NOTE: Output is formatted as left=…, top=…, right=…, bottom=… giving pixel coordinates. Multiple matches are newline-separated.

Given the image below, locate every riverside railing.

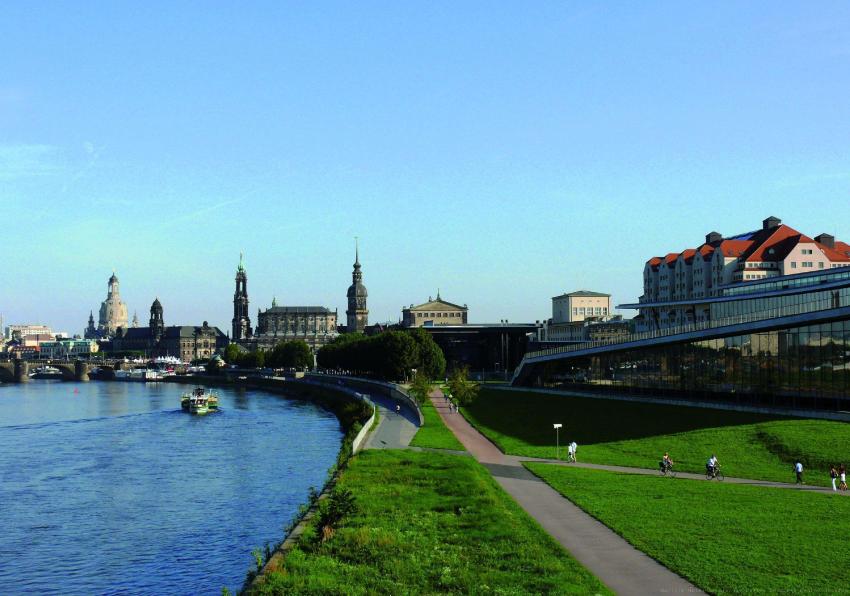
left=518, top=291, right=848, bottom=368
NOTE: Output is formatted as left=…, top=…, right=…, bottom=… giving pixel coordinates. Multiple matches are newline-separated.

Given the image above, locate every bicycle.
left=705, top=465, right=725, bottom=481
left=659, top=462, right=677, bottom=478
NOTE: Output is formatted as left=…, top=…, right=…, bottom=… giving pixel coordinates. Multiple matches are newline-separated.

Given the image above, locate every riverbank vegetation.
left=463, top=388, right=850, bottom=485
left=409, top=398, right=465, bottom=451
left=250, top=450, right=608, bottom=595
left=317, top=329, right=446, bottom=381
left=223, top=340, right=313, bottom=369
left=525, top=464, right=849, bottom=594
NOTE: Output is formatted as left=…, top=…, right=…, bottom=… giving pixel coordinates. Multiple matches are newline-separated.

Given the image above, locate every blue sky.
left=3, top=2, right=850, bottom=334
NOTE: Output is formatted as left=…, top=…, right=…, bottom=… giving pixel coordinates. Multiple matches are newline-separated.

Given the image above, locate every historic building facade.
left=97, top=272, right=129, bottom=337
left=250, top=302, right=338, bottom=352
left=638, top=217, right=850, bottom=332
left=232, top=255, right=252, bottom=341
left=110, top=299, right=226, bottom=362
left=402, top=293, right=468, bottom=327
left=346, top=242, right=368, bottom=333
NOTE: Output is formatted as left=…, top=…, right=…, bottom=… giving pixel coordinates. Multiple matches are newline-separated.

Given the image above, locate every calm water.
left=0, top=380, right=343, bottom=595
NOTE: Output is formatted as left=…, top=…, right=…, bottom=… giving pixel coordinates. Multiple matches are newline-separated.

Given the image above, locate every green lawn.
left=409, top=397, right=466, bottom=451
left=254, top=450, right=609, bottom=595
left=463, top=388, right=850, bottom=486
left=525, top=464, right=850, bottom=594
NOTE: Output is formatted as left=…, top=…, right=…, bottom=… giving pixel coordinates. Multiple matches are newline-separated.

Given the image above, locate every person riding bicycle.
left=660, top=452, right=674, bottom=473
left=706, top=454, right=719, bottom=478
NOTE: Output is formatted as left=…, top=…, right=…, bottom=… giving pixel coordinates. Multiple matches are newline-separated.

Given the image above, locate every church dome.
left=151, top=298, right=163, bottom=312
left=109, top=272, right=118, bottom=284
left=347, top=282, right=368, bottom=298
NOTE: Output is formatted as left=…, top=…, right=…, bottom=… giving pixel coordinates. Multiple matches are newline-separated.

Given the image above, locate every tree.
left=374, top=331, right=419, bottom=381
left=448, top=366, right=479, bottom=406
left=408, top=328, right=446, bottom=379
left=408, top=369, right=434, bottom=404
left=224, top=343, right=241, bottom=365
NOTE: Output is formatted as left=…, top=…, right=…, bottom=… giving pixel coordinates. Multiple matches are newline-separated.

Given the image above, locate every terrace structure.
left=512, top=266, right=850, bottom=413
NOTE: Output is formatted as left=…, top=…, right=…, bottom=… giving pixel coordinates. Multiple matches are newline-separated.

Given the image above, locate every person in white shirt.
left=569, top=441, right=578, bottom=462
left=794, top=461, right=804, bottom=484
left=706, top=454, right=719, bottom=478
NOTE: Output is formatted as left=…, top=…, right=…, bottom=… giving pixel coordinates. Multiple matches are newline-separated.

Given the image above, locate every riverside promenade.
left=429, top=390, right=702, bottom=595
left=362, top=389, right=419, bottom=450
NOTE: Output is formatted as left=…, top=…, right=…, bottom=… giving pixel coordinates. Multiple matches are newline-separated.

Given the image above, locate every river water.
left=0, top=380, right=343, bottom=595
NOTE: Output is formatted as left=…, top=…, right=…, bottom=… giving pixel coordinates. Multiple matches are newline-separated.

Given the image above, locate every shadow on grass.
left=466, top=388, right=794, bottom=446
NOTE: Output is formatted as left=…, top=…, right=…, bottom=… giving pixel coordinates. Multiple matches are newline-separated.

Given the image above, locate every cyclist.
left=706, top=454, right=719, bottom=478
left=660, top=452, right=674, bottom=473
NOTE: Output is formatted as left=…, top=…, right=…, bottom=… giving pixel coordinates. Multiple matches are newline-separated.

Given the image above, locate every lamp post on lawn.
left=553, top=423, right=563, bottom=460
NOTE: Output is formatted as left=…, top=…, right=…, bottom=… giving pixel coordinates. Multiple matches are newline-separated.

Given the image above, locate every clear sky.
left=3, top=2, right=850, bottom=335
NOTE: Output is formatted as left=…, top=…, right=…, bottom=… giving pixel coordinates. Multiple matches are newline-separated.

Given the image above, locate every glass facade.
left=527, top=317, right=850, bottom=412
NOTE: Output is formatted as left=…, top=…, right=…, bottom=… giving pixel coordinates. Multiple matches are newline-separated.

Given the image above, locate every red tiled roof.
left=664, top=252, right=679, bottom=268
left=741, top=224, right=806, bottom=262
left=821, top=240, right=850, bottom=262
left=717, top=239, right=752, bottom=258
left=679, top=248, right=697, bottom=264
left=646, top=256, right=663, bottom=269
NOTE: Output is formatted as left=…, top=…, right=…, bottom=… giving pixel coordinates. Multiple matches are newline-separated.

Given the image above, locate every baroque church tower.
left=346, top=239, right=368, bottom=333
left=98, top=271, right=129, bottom=337
left=232, top=254, right=252, bottom=340
left=149, top=298, right=164, bottom=343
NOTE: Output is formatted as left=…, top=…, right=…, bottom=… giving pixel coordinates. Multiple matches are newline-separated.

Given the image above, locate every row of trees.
left=317, top=328, right=446, bottom=382
left=223, top=339, right=313, bottom=370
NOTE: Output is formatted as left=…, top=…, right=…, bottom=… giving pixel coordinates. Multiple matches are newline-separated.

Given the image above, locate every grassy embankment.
left=464, top=388, right=850, bottom=486
left=409, top=395, right=465, bottom=451
left=252, top=450, right=609, bottom=595
left=525, top=464, right=850, bottom=594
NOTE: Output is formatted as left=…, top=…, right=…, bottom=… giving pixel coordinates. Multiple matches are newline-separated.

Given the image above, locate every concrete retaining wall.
left=306, top=374, right=424, bottom=426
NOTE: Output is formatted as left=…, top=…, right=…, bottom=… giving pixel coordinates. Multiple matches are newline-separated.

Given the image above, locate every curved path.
left=362, top=390, right=419, bottom=450
left=513, top=457, right=849, bottom=495
left=430, top=390, right=702, bottom=595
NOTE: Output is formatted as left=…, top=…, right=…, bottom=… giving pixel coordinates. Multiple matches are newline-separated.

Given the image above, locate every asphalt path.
left=362, top=390, right=419, bottom=450
left=430, top=390, right=702, bottom=595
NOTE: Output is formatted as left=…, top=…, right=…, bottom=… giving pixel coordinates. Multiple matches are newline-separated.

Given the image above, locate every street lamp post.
left=553, top=423, right=563, bottom=460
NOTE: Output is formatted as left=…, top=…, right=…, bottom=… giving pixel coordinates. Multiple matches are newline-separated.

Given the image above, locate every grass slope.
left=256, top=450, right=609, bottom=595
left=525, top=464, right=850, bottom=594
left=409, top=398, right=466, bottom=451
left=464, top=389, right=850, bottom=485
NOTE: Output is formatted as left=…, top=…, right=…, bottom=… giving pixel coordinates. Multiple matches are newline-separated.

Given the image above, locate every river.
left=0, top=379, right=343, bottom=595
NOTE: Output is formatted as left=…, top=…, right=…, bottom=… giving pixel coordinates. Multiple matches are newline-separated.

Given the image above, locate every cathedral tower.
left=232, top=254, right=252, bottom=340
left=346, top=239, right=369, bottom=333
left=149, top=298, right=164, bottom=343
left=98, top=271, right=129, bottom=337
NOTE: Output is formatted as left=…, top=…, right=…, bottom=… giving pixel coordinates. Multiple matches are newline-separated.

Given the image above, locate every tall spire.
left=238, top=251, right=245, bottom=273
left=354, top=236, right=360, bottom=268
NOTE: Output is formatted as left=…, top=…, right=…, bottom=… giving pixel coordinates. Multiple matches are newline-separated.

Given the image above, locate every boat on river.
left=113, top=368, right=165, bottom=382
left=29, top=366, right=63, bottom=380
left=181, top=387, right=219, bottom=415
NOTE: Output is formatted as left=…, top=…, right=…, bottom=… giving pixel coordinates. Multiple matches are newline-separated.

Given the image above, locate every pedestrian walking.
left=396, top=404, right=401, bottom=416
left=830, top=466, right=839, bottom=491
left=569, top=441, right=578, bottom=462
left=565, top=441, right=573, bottom=462
left=794, top=461, right=804, bottom=485
left=840, top=465, right=847, bottom=491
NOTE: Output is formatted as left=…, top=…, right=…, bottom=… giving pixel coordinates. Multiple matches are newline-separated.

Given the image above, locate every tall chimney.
left=763, top=216, right=781, bottom=230
left=815, top=233, right=835, bottom=249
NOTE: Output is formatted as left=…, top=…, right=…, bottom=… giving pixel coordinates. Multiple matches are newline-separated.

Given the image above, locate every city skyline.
left=4, top=3, right=850, bottom=332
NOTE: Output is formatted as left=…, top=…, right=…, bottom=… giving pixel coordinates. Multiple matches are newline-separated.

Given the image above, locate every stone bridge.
left=0, top=359, right=131, bottom=383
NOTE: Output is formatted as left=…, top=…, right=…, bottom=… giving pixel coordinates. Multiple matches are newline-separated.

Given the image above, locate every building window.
left=791, top=262, right=797, bottom=269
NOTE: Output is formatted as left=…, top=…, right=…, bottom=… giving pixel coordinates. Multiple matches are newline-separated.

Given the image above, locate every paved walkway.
left=513, top=457, right=848, bottom=495
left=362, top=390, right=419, bottom=450
left=430, top=391, right=702, bottom=595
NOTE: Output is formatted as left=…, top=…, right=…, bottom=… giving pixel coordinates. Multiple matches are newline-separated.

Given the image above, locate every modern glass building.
left=513, top=268, right=850, bottom=412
